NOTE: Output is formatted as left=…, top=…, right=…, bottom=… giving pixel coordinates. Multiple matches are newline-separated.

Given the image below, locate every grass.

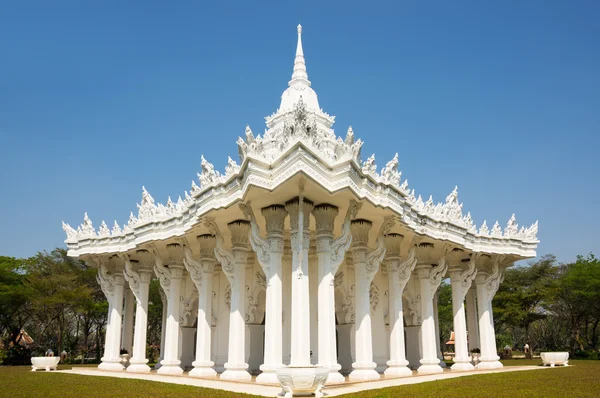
left=1, top=360, right=598, bottom=397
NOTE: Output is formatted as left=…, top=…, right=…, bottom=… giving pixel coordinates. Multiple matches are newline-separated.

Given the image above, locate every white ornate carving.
left=490, top=221, right=502, bottom=237
left=204, top=217, right=235, bottom=277
left=225, top=156, right=240, bottom=177
left=504, top=214, right=518, bottom=237
left=369, top=283, right=380, bottom=313
left=365, top=216, right=395, bottom=280
left=380, top=153, right=401, bottom=186
left=330, top=200, right=362, bottom=274
left=79, top=213, right=96, bottom=239
left=479, top=220, right=489, bottom=236
left=199, top=155, right=221, bottom=188
left=98, top=221, right=110, bottom=237
left=362, top=154, right=377, bottom=177
left=239, top=202, right=270, bottom=267
left=62, top=221, right=77, bottom=242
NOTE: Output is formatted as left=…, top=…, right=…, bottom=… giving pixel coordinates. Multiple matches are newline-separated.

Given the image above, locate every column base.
left=384, top=366, right=412, bottom=378
left=476, top=360, right=503, bottom=370
left=417, top=358, right=444, bottom=375
left=157, top=360, right=184, bottom=375
left=451, top=358, right=475, bottom=372
left=189, top=367, right=217, bottom=378
left=325, top=370, right=345, bottom=384
left=349, top=362, right=380, bottom=381
left=126, top=363, right=151, bottom=373
left=98, top=360, right=125, bottom=372
left=221, top=362, right=251, bottom=381
left=256, top=371, right=280, bottom=385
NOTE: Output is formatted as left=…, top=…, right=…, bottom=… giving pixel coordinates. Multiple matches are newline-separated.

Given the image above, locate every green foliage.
left=436, top=282, right=453, bottom=349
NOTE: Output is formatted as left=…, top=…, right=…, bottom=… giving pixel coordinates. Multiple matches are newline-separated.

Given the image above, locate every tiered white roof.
left=63, top=25, right=538, bottom=257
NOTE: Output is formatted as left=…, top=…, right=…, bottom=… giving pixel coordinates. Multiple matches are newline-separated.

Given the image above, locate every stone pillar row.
left=94, top=200, right=508, bottom=381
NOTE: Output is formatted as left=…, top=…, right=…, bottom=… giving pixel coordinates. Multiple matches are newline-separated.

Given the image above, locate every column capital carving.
left=475, top=256, right=505, bottom=302
left=166, top=243, right=185, bottom=267
left=205, top=218, right=235, bottom=279
left=330, top=200, right=362, bottom=274
left=197, top=234, right=217, bottom=259
left=364, top=216, right=395, bottom=282
left=388, top=247, right=417, bottom=291
left=350, top=219, right=372, bottom=248
left=313, top=203, right=339, bottom=237
left=261, top=204, right=288, bottom=236
left=450, top=253, right=479, bottom=298
left=123, top=256, right=152, bottom=301
left=182, top=243, right=203, bottom=287
left=285, top=197, right=314, bottom=231
left=240, top=202, right=271, bottom=270
left=92, top=255, right=124, bottom=303
left=415, top=241, right=436, bottom=264
left=228, top=219, right=251, bottom=249
left=384, top=233, right=404, bottom=258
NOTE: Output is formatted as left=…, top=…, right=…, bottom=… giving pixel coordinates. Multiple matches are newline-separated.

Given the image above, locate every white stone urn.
left=541, top=352, right=569, bottom=367
left=31, top=356, right=60, bottom=371
left=276, top=366, right=329, bottom=398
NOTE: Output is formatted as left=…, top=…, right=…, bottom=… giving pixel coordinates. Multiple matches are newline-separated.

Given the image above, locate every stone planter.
left=541, top=352, right=569, bottom=367
left=276, top=366, right=329, bottom=397
left=31, top=356, right=60, bottom=371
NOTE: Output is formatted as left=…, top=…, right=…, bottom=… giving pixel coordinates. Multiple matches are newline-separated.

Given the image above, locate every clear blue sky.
left=1, top=1, right=598, bottom=263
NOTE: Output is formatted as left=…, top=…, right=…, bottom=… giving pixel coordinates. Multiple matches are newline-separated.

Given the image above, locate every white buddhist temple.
left=62, top=25, right=539, bottom=387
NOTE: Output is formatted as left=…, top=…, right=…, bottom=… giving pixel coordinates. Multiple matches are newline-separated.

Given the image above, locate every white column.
left=155, top=289, right=167, bottom=370
left=123, top=252, right=153, bottom=373
left=466, top=287, right=479, bottom=352
left=286, top=197, right=314, bottom=366
left=449, top=257, right=477, bottom=372
left=97, top=258, right=126, bottom=371
left=348, top=217, right=394, bottom=381
left=415, top=244, right=448, bottom=375
left=475, top=259, right=504, bottom=370
left=433, top=293, right=446, bottom=368
left=121, top=288, right=135, bottom=357
left=313, top=201, right=360, bottom=384
left=241, top=203, right=287, bottom=384
left=155, top=243, right=185, bottom=375
left=384, top=236, right=416, bottom=378
left=183, top=235, right=218, bottom=377
left=208, top=219, right=252, bottom=381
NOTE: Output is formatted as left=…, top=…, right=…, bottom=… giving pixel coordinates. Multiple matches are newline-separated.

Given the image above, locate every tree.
left=493, top=255, right=559, bottom=351
left=24, top=249, right=94, bottom=355
left=0, top=256, right=31, bottom=348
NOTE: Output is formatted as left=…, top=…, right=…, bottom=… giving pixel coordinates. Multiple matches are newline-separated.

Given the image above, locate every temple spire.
left=290, top=24, right=310, bottom=86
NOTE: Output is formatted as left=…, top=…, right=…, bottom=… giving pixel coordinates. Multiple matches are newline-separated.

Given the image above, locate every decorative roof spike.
left=524, top=220, right=539, bottom=240
left=400, top=179, right=409, bottom=191
left=290, top=24, right=310, bottom=86
left=191, top=180, right=200, bottom=193
left=225, top=156, right=240, bottom=176
left=504, top=213, right=519, bottom=237
left=345, top=126, right=355, bottom=145
left=98, top=221, right=110, bottom=237
left=62, top=221, right=78, bottom=241
left=199, top=155, right=220, bottom=187
left=80, top=212, right=96, bottom=238
left=479, top=220, right=489, bottom=235
left=112, top=221, right=122, bottom=236
left=245, top=125, right=255, bottom=143
left=380, top=153, right=401, bottom=185
left=362, top=154, right=377, bottom=176
left=490, top=221, right=502, bottom=237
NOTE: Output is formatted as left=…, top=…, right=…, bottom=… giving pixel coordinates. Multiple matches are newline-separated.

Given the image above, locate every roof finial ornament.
left=290, top=24, right=310, bottom=87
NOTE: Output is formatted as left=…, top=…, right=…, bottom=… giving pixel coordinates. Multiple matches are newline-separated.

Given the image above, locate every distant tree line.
left=0, top=249, right=163, bottom=365
left=1, top=248, right=599, bottom=365
left=437, top=254, right=600, bottom=359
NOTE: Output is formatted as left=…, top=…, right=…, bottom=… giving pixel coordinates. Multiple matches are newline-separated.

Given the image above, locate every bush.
left=3, top=345, right=32, bottom=365
left=574, top=349, right=600, bottom=360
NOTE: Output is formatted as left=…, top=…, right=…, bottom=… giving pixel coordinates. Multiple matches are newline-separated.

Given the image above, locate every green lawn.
left=0, top=360, right=598, bottom=397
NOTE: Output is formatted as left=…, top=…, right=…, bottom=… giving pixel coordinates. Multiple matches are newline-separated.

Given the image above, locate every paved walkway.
left=62, top=365, right=546, bottom=397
